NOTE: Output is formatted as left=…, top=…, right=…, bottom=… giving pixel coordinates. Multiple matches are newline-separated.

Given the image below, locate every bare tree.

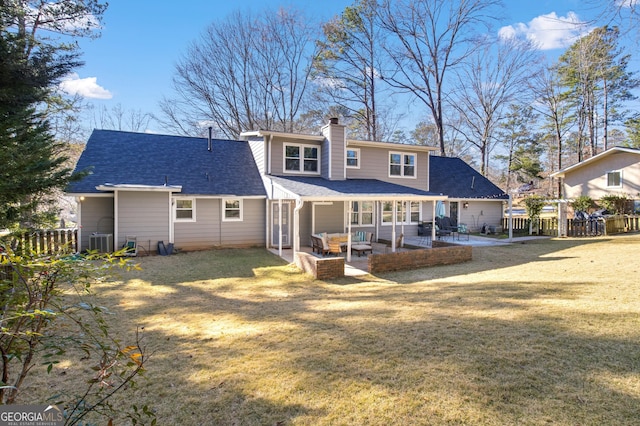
left=450, top=36, right=540, bottom=175
left=530, top=65, right=573, bottom=196
left=159, top=7, right=317, bottom=139
left=88, top=103, right=154, bottom=132
left=314, top=0, right=398, bottom=141
left=377, top=0, right=503, bottom=155
left=254, top=8, right=316, bottom=134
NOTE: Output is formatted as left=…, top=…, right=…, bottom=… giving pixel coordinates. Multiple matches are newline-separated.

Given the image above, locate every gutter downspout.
left=265, top=200, right=269, bottom=249
left=169, top=192, right=174, bottom=244
left=113, top=190, right=119, bottom=252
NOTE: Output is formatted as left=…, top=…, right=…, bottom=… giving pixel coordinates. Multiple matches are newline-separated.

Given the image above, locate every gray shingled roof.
left=67, top=130, right=266, bottom=196
left=429, top=156, right=508, bottom=200
left=268, top=176, right=442, bottom=199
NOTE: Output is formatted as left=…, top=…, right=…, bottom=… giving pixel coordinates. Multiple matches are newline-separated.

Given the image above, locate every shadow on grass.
left=376, top=237, right=613, bottom=285
left=102, top=272, right=640, bottom=423
left=77, top=235, right=640, bottom=424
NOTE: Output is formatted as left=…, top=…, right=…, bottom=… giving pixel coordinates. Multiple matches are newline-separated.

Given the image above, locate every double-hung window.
left=223, top=199, right=243, bottom=221
left=350, top=201, right=373, bottom=226
left=346, top=148, right=360, bottom=168
left=174, top=198, right=195, bottom=222
left=382, top=201, right=404, bottom=224
left=389, top=152, right=416, bottom=178
left=284, top=143, right=320, bottom=174
left=606, top=170, right=622, bottom=188
left=382, top=201, right=420, bottom=224
left=409, top=201, right=420, bottom=223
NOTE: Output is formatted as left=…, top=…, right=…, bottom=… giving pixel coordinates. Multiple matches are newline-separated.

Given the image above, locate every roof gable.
left=67, top=130, right=265, bottom=197
left=551, top=146, right=640, bottom=178
left=429, top=156, right=508, bottom=199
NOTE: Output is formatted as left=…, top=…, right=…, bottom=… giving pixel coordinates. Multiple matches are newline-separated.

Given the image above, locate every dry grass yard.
left=22, top=234, right=640, bottom=425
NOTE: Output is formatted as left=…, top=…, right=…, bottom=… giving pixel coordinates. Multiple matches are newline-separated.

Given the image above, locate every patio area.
left=270, top=233, right=542, bottom=276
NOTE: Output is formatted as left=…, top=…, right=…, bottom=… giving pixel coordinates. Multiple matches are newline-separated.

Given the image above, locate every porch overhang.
left=263, top=175, right=447, bottom=202
left=264, top=175, right=449, bottom=261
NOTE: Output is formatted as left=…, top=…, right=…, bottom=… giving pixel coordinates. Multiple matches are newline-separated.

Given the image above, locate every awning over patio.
left=265, top=176, right=446, bottom=202
left=264, top=176, right=448, bottom=261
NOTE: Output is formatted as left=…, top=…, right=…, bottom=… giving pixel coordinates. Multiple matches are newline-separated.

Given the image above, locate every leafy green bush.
left=0, top=248, right=155, bottom=425
left=523, top=195, right=545, bottom=219
left=599, top=194, right=628, bottom=215
left=523, top=195, right=546, bottom=235
left=571, top=195, right=593, bottom=213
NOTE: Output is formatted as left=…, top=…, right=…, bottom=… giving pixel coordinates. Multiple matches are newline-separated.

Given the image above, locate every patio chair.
left=123, top=235, right=137, bottom=256
left=311, top=235, right=329, bottom=256
left=351, top=231, right=374, bottom=257
left=435, top=217, right=454, bottom=240
left=457, top=223, right=470, bottom=241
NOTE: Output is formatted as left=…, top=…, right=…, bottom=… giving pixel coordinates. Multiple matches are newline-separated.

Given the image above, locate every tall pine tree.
left=0, top=12, right=82, bottom=229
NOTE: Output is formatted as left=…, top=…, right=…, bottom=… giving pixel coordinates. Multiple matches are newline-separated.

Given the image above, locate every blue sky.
left=58, top=0, right=626, bottom=133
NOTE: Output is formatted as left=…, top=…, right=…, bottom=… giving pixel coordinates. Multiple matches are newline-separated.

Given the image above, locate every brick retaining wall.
left=295, top=252, right=345, bottom=279
left=368, top=243, right=472, bottom=274
left=294, top=242, right=472, bottom=278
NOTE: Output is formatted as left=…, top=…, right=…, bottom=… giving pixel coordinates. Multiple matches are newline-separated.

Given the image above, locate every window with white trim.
left=389, top=152, right=416, bottom=178
left=382, top=201, right=403, bottom=224
left=223, top=199, right=243, bottom=221
left=284, top=143, right=320, bottom=174
left=606, top=170, right=622, bottom=188
left=346, top=148, right=360, bottom=168
left=174, top=198, right=195, bottom=222
left=381, top=201, right=420, bottom=224
left=409, top=201, right=420, bottom=223
left=350, top=201, right=373, bottom=225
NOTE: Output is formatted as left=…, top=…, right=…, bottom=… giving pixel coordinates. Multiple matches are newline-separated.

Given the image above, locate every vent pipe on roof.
left=471, top=176, right=475, bottom=189
left=208, top=126, right=212, bottom=152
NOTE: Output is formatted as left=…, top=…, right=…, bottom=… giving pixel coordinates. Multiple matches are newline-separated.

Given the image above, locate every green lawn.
left=23, top=236, right=640, bottom=425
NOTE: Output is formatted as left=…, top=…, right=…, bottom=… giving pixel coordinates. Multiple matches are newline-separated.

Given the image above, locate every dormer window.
left=389, top=152, right=416, bottom=178
left=284, top=143, right=320, bottom=174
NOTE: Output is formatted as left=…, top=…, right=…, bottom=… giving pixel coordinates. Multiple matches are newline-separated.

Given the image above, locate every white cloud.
left=498, top=12, right=590, bottom=50
left=59, top=73, right=112, bottom=99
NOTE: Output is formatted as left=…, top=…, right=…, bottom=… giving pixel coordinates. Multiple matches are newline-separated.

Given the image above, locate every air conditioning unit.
left=89, top=233, right=112, bottom=253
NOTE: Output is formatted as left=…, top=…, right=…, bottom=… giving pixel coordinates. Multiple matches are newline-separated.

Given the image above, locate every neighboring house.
left=428, top=156, right=509, bottom=231
left=551, top=146, right=640, bottom=211
left=68, top=119, right=509, bottom=256
left=66, top=130, right=267, bottom=253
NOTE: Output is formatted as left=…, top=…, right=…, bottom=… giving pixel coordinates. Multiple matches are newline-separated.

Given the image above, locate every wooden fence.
left=2, top=229, right=78, bottom=255
left=501, top=215, right=640, bottom=237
